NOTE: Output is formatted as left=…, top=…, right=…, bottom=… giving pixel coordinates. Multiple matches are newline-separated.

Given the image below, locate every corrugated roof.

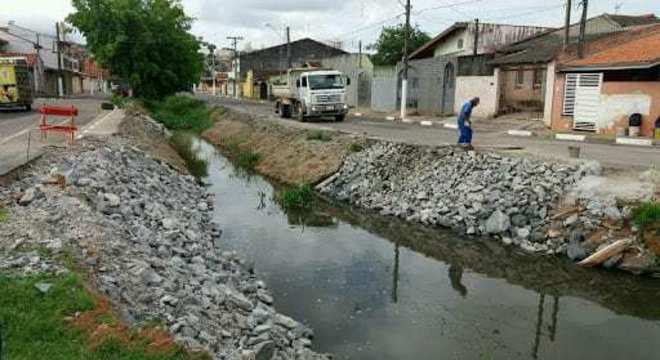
left=606, top=13, right=660, bottom=27
left=561, top=28, right=660, bottom=70
left=490, top=32, right=610, bottom=65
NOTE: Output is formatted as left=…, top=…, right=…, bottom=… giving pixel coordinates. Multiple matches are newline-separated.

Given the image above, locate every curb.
left=507, top=130, right=534, bottom=137
left=443, top=123, right=458, bottom=130
left=555, top=133, right=586, bottom=142
left=616, top=137, right=654, bottom=147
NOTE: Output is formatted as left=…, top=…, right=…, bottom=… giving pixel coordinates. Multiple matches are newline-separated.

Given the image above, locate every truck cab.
left=273, top=68, right=349, bottom=122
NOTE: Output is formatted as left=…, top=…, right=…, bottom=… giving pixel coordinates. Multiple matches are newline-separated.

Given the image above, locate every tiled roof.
left=561, top=28, right=660, bottom=69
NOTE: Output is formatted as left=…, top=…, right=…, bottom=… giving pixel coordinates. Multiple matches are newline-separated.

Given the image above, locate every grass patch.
left=170, top=132, right=209, bottom=178
left=306, top=130, right=333, bottom=142
left=146, top=95, right=215, bottom=133
left=0, top=273, right=209, bottom=360
left=632, top=201, right=660, bottom=230
left=0, top=207, right=8, bottom=223
left=278, top=184, right=315, bottom=209
left=348, top=143, right=364, bottom=153
left=224, top=141, right=261, bottom=172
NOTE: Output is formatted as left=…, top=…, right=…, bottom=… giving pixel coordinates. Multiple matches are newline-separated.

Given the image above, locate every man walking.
left=457, top=97, right=479, bottom=148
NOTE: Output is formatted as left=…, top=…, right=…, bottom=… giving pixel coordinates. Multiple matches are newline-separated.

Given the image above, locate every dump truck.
left=271, top=68, right=350, bottom=122
left=0, top=57, right=34, bottom=111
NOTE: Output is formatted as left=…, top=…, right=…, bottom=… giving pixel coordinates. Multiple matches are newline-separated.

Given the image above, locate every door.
left=259, top=82, right=268, bottom=100
left=441, top=63, right=456, bottom=115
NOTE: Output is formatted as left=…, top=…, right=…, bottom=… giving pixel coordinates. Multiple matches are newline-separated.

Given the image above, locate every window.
left=515, top=69, right=524, bottom=88
left=301, top=76, right=308, bottom=88
left=533, top=69, right=544, bottom=88
left=457, top=39, right=464, bottom=49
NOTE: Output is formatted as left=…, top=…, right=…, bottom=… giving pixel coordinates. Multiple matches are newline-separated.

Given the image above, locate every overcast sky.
left=2, top=0, right=659, bottom=52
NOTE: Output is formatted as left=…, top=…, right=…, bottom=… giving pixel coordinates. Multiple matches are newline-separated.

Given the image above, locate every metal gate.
left=565, top=73, right=603, bottom=131
left=441, top=63, right=456, bottom=115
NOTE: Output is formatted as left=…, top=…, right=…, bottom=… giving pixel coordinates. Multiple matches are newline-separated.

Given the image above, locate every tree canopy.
left=368, top=24, right=432, bottom=66
left=68, top=0, right=204, bottom=99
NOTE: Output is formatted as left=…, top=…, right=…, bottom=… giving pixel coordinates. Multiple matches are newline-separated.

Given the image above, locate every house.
left=0, top=23, right=89, bottom=97
left=236, top=38, right=347, bottom=99
left=550, top=24, right=660, bottom=137
left=490, top=13, right=660, bottom=124
left=373, top=22, right=550, bottom=116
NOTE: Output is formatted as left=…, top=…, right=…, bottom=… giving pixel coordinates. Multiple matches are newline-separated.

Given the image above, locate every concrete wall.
left=433, top=31, right=469, bottom=57
left=407, top=56, right=458, bottom=115
left=455, top=72, right=499, bottom=118
left=543, top=61, right=557, bottom=127
left=551, top=74, right=660, bottom=137
left=321, top=54, right=373, bottom=108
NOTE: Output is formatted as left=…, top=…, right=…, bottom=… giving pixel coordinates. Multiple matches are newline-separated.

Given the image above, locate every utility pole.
left=473, top=18, right=479, bottom=56
left=35, top=33, right=41, bottom=95
left=227, top=36, right=244, bottom=98
left=208, top=44, right=217, bottom=96
left=563, top=0, right=572, bottom=49
left=400, top=0, right=411, bottom=122
left=286, top=27, right=292, bottom=69
left=358, top=40, right=362, bottom=69
left=577, top=0, right=588, bottom=58
left=55, top=22, right=64, bottom=97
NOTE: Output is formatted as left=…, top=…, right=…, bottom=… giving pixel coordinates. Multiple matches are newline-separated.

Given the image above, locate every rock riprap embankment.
left=318, top=142, right=597, bottom=255
left=0, top=138, right=329, bottom=360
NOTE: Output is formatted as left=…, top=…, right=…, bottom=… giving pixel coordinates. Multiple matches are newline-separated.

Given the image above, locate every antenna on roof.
left=614, top=3, right=623, bottom=14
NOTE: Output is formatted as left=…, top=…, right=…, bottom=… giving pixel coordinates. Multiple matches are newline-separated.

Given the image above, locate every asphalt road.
left=0, top=97, right=109, bottom=176
left=204, top=96, right=660, bottom=170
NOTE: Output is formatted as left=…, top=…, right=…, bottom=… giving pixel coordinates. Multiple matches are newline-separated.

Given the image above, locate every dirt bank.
left=203, top=110, right=366, bottom=185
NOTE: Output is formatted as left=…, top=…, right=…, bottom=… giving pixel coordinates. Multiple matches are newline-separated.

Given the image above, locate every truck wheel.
left=335, top=115, right=346, bottom=122
left=297, top=103, right=306, bottom=122
left=282, top=104, right=292, bottom=119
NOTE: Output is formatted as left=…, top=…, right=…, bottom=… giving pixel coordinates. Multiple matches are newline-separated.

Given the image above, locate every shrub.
left=148, top=95, right=214, bottom=133
left=632, top=201, right=660, bottom=230
left=236, top=150, right=261, bottom=171
left=307, top=130, right=332, bottom=142
left=279, top=184, right=315, bottom=209
left=169, top=132, right=209, bottom=178
left=111, top=94, right=127, bottom=108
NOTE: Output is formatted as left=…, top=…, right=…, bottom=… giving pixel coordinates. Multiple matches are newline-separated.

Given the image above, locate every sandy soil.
left=203, top=110, right=366, bottom=185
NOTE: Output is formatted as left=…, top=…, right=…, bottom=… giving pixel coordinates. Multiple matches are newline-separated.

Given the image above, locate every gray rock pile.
left=318, top=142, right=596, bottom=255
left=0, top=137, right=329, bottom=360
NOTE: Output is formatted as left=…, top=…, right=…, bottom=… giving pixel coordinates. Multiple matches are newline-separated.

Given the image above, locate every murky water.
left=193, top=138, right=660, bottom=360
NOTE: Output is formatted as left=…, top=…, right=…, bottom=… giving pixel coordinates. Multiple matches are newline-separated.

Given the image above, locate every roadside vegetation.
left=0, top=274, right=208, bottom=360
left=633, top=201, right=660, bottom=230
left=0, top=206, right=8, bottom=223
left=225, top=141, right=261, bottom=172
left=147, top=96, right=216, bottom=133
left=169, top=132, right=209, bottom=178
left=307, top=130, right=333, bottom=142
left=278, top=184, right=315, bottom=209
left=348, top=143, right=364, bottom=153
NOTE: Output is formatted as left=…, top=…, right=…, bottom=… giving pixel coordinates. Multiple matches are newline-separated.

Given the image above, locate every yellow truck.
left=0, top=57, right=34, bottom=111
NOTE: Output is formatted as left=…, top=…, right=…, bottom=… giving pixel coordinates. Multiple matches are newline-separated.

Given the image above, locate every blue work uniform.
left=457, top=101, right=474, bottom=145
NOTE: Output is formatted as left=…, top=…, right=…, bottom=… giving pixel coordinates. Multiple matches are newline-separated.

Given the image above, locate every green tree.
left=68, top=0, right=204, bottom=99
left=368, top=24, right=432, bottom=66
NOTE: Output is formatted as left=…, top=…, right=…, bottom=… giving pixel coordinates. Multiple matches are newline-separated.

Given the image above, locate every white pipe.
left=400, top=79, right=408, bottom=121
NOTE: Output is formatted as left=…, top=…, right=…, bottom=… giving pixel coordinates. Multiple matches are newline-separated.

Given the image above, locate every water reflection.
left=194, top=138, right=660, bottom=360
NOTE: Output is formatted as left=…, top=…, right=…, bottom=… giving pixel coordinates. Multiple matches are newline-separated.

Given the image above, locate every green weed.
left=279, top=184, right=315, bottom=209
left=0, top=207, right=8, bottom=223
left=348, top=143, right=364, bottom=153
left=223, top=141, right=260, bottom=172
left=307, top=130, right=333, bottom=142
left=147, top=96, right=215, bottom=133
left=170, top=132, right=209, bottom=178
left=632, top=201, right=660, bottom=230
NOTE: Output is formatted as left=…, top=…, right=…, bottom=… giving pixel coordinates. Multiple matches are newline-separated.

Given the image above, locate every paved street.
left=204, top=96, right=660, bottom=170
left=0, top=97, right=109, bottom=176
